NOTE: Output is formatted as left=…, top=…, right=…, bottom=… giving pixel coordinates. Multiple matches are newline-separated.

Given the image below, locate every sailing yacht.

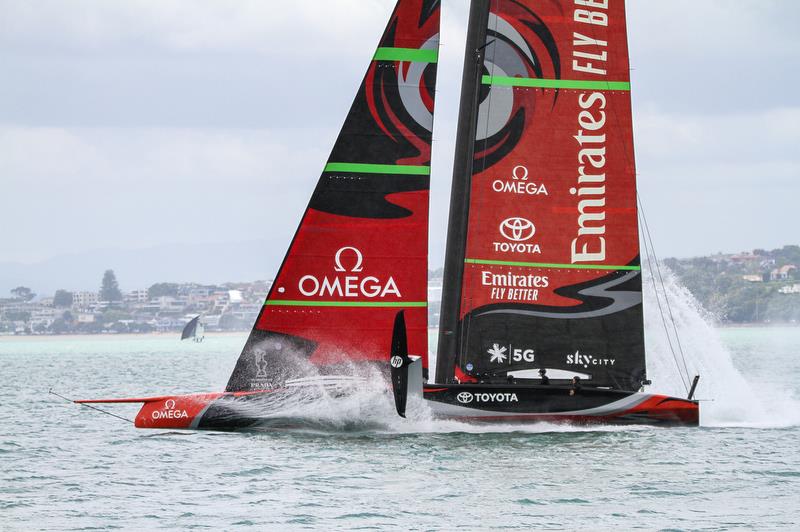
left=181, top=315, right=205, bottom=343
left=78, top=0, right=699, bottom=429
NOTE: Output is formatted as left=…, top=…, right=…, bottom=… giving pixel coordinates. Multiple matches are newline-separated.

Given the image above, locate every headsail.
left=437, top=0, right=645, bottom=391
left=226, top=0, right=441, bottom=392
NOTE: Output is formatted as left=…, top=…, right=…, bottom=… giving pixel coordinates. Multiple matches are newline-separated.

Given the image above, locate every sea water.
left=2, top=301, right=800, bottom=528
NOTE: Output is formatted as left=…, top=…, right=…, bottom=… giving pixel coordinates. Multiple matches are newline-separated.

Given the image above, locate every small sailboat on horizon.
left=181, top=315, right=205, bottom=343
left=77, top=0, right=700, bottom=429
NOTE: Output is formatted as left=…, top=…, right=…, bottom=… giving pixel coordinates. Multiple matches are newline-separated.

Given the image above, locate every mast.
left=436, top=0, right=491, bottom=384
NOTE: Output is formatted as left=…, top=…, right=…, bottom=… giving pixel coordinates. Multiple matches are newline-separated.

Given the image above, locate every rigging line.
left=638, top=207, right=689, bottom=392
left=49, top=389, right=134, bottom=425
left=638, top=194, right=693, bottom=385
left=595, top=47, right=690, bottom=391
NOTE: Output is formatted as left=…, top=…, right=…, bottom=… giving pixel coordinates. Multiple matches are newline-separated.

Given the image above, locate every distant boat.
left=180, top=316, right=204, bottom=343
left=78, top=0, right=698, bottom=430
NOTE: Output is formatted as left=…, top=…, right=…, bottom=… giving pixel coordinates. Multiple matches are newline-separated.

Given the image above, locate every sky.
left=1, top=0, right=799, bottom=281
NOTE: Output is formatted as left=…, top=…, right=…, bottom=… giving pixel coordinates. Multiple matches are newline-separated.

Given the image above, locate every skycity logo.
left=494, top=217, right=541, bottom=255
left=457, top=391, right=519, bottom=404
left=298, top=246, right=401, bottom=299
left=567, top=350, right=616, bottom=368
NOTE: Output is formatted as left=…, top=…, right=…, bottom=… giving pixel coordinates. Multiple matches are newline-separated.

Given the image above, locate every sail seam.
left=482, top=75, right=631, bottom=91
left=373, top=47, right=438, bottom=63
left=265, top=300, right=427, bottom=308
left=465, top=258, right=641, bottom=271
left=324, top=163, right=430, bottom=175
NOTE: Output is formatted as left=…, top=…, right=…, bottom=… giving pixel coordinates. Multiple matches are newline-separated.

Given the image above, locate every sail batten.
left=482, top=76, right=631, bottom=90
left=324, top=163, right=431, bottom=175
left=465, top=258, right=641, bottom=271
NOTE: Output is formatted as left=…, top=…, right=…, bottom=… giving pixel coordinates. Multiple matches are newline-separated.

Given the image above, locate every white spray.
left=643, top=265, right=800, bottom=428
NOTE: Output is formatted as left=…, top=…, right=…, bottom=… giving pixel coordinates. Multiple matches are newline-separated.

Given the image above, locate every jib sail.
left=226, top=0, right=441, bottom=392
left=437, top=0, right=646, bottom=391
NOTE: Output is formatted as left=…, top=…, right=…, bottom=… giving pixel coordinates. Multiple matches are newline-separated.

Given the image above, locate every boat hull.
left=79, top=382, right=698, bottom=430
left=423, top=384, right=699, bottom=426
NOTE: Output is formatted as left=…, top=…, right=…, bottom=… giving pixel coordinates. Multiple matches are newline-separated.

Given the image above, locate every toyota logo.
left=456, top=392, right=474, bottom=404
left=390, top=356, right=404, bottom=369
left=500, top=217, right=536, bottom=242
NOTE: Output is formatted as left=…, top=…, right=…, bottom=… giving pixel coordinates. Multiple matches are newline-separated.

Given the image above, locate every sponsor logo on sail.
left=390, top=356, right=404, bottom=368
left=487, top=343, right=535, bottom=364
left=570, top=1, right=611, bottom=265
left=567, top=350, right=615, bottom=368
left=487, top=344, right=508, bottom=364
left=151, top=398, right=189, bottom=421
left=482, top=272, right=548, bottom=303
left=298, top=246, right=401, bottom=299
left=457, top=391, right=519, bottom=404
left=494, top=217, right=541, bottom=255
left=491, top=165, right=549, bottom=196
left=500, top=217, right=536, bottom=242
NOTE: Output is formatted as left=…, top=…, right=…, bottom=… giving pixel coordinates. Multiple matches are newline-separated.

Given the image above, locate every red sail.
left=226, top=0, right=441, bottom=392
left=439, top=0, right=646, bottom=390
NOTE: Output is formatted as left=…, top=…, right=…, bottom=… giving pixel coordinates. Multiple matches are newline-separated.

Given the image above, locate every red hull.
left=78, top=386, right=698, bottom=430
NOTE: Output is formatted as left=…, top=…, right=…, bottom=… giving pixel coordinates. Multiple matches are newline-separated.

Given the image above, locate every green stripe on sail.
left=324, top=163, right=430, bottom=175
left=465, top=258, right=641, bottom=271
left=266, top=300, right=428, bottom=308
left=482, top=75, right=631, bottom=91
left=373, top=47, right=438, bottom=63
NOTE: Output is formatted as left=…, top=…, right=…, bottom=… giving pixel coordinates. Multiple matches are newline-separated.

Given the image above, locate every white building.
left=779, top=284, right=800, bottom=295
left=73, top=291, right=98, bottom=308
left=125, top=289, right=149, bottom=303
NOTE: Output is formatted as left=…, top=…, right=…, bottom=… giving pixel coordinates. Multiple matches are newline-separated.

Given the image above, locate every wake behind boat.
left=76, top=0, right=699, bottom=430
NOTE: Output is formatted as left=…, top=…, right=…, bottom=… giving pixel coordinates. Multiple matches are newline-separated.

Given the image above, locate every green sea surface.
left=1, top=328, right=798, bottom=530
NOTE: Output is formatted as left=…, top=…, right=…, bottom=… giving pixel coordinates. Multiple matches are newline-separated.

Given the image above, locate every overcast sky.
left=1, top=0, right=798, bottom=270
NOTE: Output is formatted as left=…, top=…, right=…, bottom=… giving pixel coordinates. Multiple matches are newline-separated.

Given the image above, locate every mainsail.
left=437, top=0, right=645, bottom=391
left=181, top=316, right=201, bottom=340
left=226, top=0, right=441, bottom=392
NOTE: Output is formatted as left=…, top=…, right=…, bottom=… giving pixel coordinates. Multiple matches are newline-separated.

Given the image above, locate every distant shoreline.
left=1, top=324, right=799, bottom=342
left=0, top=331, right=249, bottom=342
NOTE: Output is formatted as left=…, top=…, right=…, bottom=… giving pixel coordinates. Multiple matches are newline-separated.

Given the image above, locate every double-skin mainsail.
left=437, top=0, right=646, bottom=392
